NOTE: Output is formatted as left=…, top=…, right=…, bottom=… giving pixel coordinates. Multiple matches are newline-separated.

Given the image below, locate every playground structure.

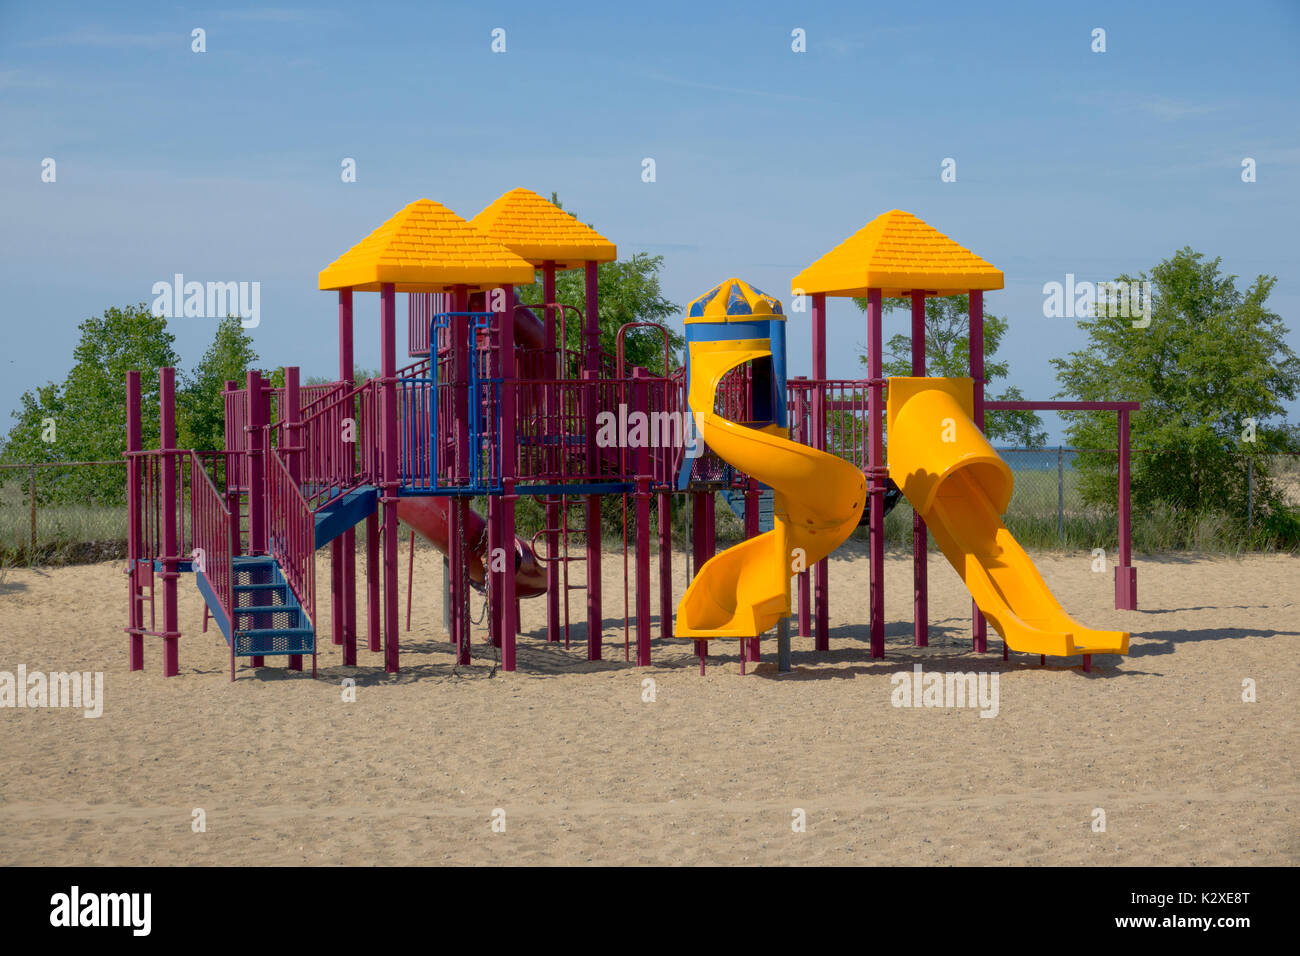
left=124, top=192, right=1137, bottom=680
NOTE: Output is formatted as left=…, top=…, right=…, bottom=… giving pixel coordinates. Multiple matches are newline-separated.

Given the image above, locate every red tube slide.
left=398, top=498, right=548, bottom=599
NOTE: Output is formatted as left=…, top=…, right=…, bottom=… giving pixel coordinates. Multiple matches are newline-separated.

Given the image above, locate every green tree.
left=511, top=195, right=681, bottom=375
left=178, top=316, right=259, bottom=452
left=2, top=303, right=179, bottom=503
left=1051, top=248, right=1300, bottom=527
left=854, top=293, right=1047, bottom=448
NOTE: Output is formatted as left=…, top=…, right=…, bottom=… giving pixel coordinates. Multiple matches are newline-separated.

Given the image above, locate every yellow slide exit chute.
left=887, top=377, right=1129, bottom=658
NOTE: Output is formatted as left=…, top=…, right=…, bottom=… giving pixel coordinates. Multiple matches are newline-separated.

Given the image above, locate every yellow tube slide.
left=886, top=377, right=1129, bottom=658
left=675, top=340, right=866, bottom=639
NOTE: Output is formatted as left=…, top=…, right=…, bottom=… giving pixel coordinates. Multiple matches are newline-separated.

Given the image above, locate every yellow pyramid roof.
left=470, top=188, right=617, bottom=269
left=318, top=198, right=536, bottom=293
left=791, top=210, right=1003, bottom=298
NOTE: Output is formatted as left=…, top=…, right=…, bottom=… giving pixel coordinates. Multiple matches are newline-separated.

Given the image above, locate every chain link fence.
left=3, top=452, right=1298, bottom=566
left=0, top=461, right=128, bottom=564
left=879, top=449, right=1300, bottom=551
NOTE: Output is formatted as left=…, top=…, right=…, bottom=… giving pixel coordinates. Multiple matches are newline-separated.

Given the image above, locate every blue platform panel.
left=314, top=485, right=378, bottom=549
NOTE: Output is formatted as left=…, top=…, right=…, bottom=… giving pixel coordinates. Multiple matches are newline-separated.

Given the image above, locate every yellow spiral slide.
left=887, top=377, right=1129, bottom=657
left=675, top=339, right=867, bottom=639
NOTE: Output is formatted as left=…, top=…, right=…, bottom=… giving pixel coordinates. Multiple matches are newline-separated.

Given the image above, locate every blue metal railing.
left=406, top=311, right=501, bottom=494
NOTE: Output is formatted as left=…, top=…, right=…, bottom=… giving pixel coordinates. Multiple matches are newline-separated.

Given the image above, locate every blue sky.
left=2, top=0, right=1298, bottom=442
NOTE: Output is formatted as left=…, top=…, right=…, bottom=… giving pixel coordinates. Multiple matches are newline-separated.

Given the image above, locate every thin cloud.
left=1076, top=91, right=1223, bottom=121
left=644, top=72, right=818, bottom=103
left=217, top=8, right=323, bottom=23
left=27, top=28, right=175, bottom=50
left=631, top=241, right=700, bottom=253
left=822, top=25, right=917, bottom=57
left=0, top=70, right=54, bottom=91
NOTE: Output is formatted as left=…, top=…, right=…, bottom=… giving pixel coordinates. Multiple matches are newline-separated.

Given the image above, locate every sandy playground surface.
left=0, top=543, right=1296, bottom=866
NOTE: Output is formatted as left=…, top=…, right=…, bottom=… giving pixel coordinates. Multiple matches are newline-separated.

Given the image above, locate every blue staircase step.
left=233, top=604, right=303, bottom=630
left=234, top=582, right=288, bottom=598
left=233, top=628, right=315, bottom=657
left=196, top=554, right=316, bottom=659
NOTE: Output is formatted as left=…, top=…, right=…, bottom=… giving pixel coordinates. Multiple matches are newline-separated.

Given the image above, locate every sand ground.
left=0, top=543, right=1296, bottom=866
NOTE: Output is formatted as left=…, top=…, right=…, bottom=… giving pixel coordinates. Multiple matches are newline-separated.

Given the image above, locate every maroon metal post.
left=1115, top=408, right=1137, bottom=610
left=585, top=495, right=603, bottom=659
left=339, top=288, right=357, bottom=666
left=703, top=495, right=715, bottom=558
left=380, top=283, right=400, bottom=673
left=542, top=262, right=558, bottom=376
left=583, top=266, right=604, bottom=661
left=811, top=292, right=830, bottom=651
left=487, top=293, right=503, bottom=651
left=453, top=289, right=473, bottom=665
left=159, top=367, right=181, bottom=677
left=330, top=544, right=343, bottom=648
left=968, top=289, right=988, bottom=653
left=222, top=377, right=241, bottom=649
left=285, top=367, right=304, bottom=672
left=633, top=369, right=652, bottom=666
left=366, top=510, right=379, bottom=652
left=544, top=495, right=561, bottom=645
left=866, top=290, right=885, bottom=659
left=744, top=478, right=760, bottom=537
left=691, top=490, right=711, bottom=664
left=584, top=261, right=600, bottom=374
left=126, top=370, right=144, bottom=672
left=543, top=263, right=561, bottom=646
left=406, top=529, right=415, bottom=632
left=910, top=291, right=929, bottom=647
left=448, top=308, right=467, bottom=663
left=743, top=476, right=761, bottom=662
left=487, top=503, right=501, bottom=651
left=794, top=383, right=811, bottom=637
left=245, top=369, right=267, bottom=668
left=583, top=372, right=604, bottom=661
left=486, top=288, right=504, bottom=653
left=658, top=491, right=672, bottom=642
left=500, top=285, right=519, bottom=670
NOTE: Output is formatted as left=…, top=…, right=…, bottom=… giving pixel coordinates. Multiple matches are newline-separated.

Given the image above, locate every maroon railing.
left=296, top=379, right=381, bottom=510
left=286, top=383, right=346, bottom=426
left=189, top=451, right=234, bottom=626
left=625, top=372, right=688, bottom=487
left=397, top=356, right=431, bottom=380
left=127, top=448, right=238, bottom=574
left=787, top=379, right=873, bottom=472
left=409, top=292, right=448, bottom=357
left=129, top=450, right=188, bottom=564
left=267, top=448, right=315, bottom=625
left=225, top=382, right=347, bottom=489
left=223, top=386, right=250, bottom=491
left=510, top=378, right=604, bottom=484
